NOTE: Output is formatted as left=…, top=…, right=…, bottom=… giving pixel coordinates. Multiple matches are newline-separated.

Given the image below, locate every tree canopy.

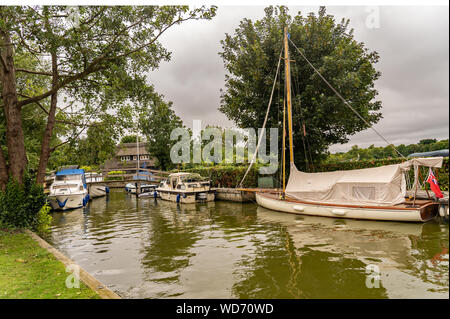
left=0, top=5, right=217, bottom=188
left=120, top=135, right=144, bottom=144
left=326, top=139, right=449, bottom=163
left=140, top=95, right=184, bottom=171
left=219, top=6, right=382, bottom=169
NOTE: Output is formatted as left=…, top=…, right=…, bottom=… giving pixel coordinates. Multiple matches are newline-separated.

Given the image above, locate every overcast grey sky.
left=147, top=5, right=449, bottom=153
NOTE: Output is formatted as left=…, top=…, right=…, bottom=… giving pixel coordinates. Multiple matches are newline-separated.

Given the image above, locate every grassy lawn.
left=0, top=229, right=100, bottom=299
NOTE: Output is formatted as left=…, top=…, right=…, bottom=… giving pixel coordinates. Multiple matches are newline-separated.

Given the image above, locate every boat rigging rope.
left=288, top=38, right=407, bottom=160
left=238, top=47, right=283, bottom=188
left=291, top=61, right=312, bottom=171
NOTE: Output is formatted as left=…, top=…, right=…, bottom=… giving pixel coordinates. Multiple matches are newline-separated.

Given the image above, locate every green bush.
left=104, top=170, right=126, bottom=181
left=107, top=170, right=126, bottom=175
left=186, top=164, right=260, bottom=188
left=0, top=173, right=50, bottom=232
left=35, top=203, right=52, bottom=235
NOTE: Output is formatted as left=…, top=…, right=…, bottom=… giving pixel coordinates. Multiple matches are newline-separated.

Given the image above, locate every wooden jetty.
left=213, top=188, right=281, bottom=203
left=213, top=188, right=255, bottom=202
left=88, top=168, right=170, bottom=188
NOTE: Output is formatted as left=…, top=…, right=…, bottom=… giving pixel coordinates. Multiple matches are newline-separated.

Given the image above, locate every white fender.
left=439, top=205, right=445, bottom=217
left=332, top=209, right=347, bottom=216
left=293, top=205, right=305, bottom=212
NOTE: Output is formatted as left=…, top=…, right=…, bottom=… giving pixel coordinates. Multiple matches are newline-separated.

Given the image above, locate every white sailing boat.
left=250, top=27, right=442, bottom=222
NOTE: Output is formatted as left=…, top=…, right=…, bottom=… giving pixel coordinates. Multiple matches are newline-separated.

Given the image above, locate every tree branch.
left=16, top=10, right=199, bottom=109
left=18, top=92, right=95, bottom=128
left=16, top=63, right=106, bottom=108
left=104, top=16, right=190, bottom=62
left=15, top=68, right=52, bottom=76
left=49, top=107, right=101, bottom=152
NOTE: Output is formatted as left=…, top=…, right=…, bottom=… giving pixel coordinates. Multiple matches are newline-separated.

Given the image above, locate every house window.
left=120, top=156, right=131, bottom=161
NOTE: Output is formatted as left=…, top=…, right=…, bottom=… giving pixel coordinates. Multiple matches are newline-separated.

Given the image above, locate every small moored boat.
left=47, top=168, right=90, bottom=211
left=85, top=172, right=110, bottom=198
left=156, top=172, right=215, bottom=203
left=125, top=183, right=156, bottom=194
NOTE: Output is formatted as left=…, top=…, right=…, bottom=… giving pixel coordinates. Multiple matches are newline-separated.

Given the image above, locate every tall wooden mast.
left=282, top=98, right=286, bottom=196
left=284, top=27, right=294, bottom=164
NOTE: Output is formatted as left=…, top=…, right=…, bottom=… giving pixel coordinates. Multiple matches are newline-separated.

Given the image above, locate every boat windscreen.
left=55, top=174, right=82, bottom=181
left=53, top=184, right=78, bottom=189
left=180, top=174, right=205, bottom=182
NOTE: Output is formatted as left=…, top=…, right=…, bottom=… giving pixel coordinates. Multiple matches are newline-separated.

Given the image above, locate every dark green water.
left=48, top=190, right=449, bottom=299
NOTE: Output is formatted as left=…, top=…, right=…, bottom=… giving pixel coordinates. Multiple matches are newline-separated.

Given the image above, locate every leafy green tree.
left=326, top=138, right=449, bottom=163
left=140, top=96, right=184, bottom=171
left=219, top=6, right=382, bottom=169
left=120, top=135, right=144, bottom=144
left=70, top=120, right=119, bottom=166
left=0, top=5, right=217, bottom=188
left=419, top=139, right=437, bottom=145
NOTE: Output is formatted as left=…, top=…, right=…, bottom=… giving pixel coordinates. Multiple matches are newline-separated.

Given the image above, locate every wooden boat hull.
left=256, top=192, right=438, bottom=222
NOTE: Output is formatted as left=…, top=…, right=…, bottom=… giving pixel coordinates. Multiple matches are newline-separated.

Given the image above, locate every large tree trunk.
left=0, top=29, right=27, bottom=186
left=36, top=52, right=58, bottom=184
left=0, top=149, right=8, bottom=190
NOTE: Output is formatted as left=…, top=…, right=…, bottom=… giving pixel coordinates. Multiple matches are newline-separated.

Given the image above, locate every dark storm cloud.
left=147, top=6, right=449, bottom=153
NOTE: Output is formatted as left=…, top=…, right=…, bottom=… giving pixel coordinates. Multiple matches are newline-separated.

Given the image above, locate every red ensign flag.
left=427, top=169, right=444, bottom=199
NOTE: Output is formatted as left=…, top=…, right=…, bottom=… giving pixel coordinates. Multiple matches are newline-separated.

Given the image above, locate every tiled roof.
left=116, top=143, right=150, bottom=156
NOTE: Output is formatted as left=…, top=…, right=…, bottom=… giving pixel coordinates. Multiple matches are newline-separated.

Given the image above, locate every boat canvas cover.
left=56, top=169, right=85, bottom=176
left=286, top=164, right=406, bottom=206
left=286, top=157, right=443, bottom=206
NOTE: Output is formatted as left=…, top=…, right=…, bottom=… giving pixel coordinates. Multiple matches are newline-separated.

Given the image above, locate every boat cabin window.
left=180, top=174, right=204, bottom=183
left=55, top=174, right=82, bottom=181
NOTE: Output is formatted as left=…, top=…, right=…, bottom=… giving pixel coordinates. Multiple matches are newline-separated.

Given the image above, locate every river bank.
left=0, top=229, right=100, bottom=299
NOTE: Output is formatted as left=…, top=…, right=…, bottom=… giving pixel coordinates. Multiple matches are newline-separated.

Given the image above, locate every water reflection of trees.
left=408, top=222, right=449, bottom=290
left=231, top=224, right=388, bottom=299
left=140, top=201, right=259, bottom=272
left=141, top=209, right=201, bottom=273
left=139, top=201, right=261, bottom=297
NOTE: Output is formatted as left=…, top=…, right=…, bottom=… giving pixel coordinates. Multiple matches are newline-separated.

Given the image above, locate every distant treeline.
left=326, top=139, right=449, bottom=163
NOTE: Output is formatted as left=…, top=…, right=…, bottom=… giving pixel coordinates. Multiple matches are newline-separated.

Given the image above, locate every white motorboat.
left=125, top=182, right=156, bottom=194
left=156, top=173, right=215, bottom=203
left=138, top=188, right=159, bottom=198
left=47, top=168, right=90, bottom=210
